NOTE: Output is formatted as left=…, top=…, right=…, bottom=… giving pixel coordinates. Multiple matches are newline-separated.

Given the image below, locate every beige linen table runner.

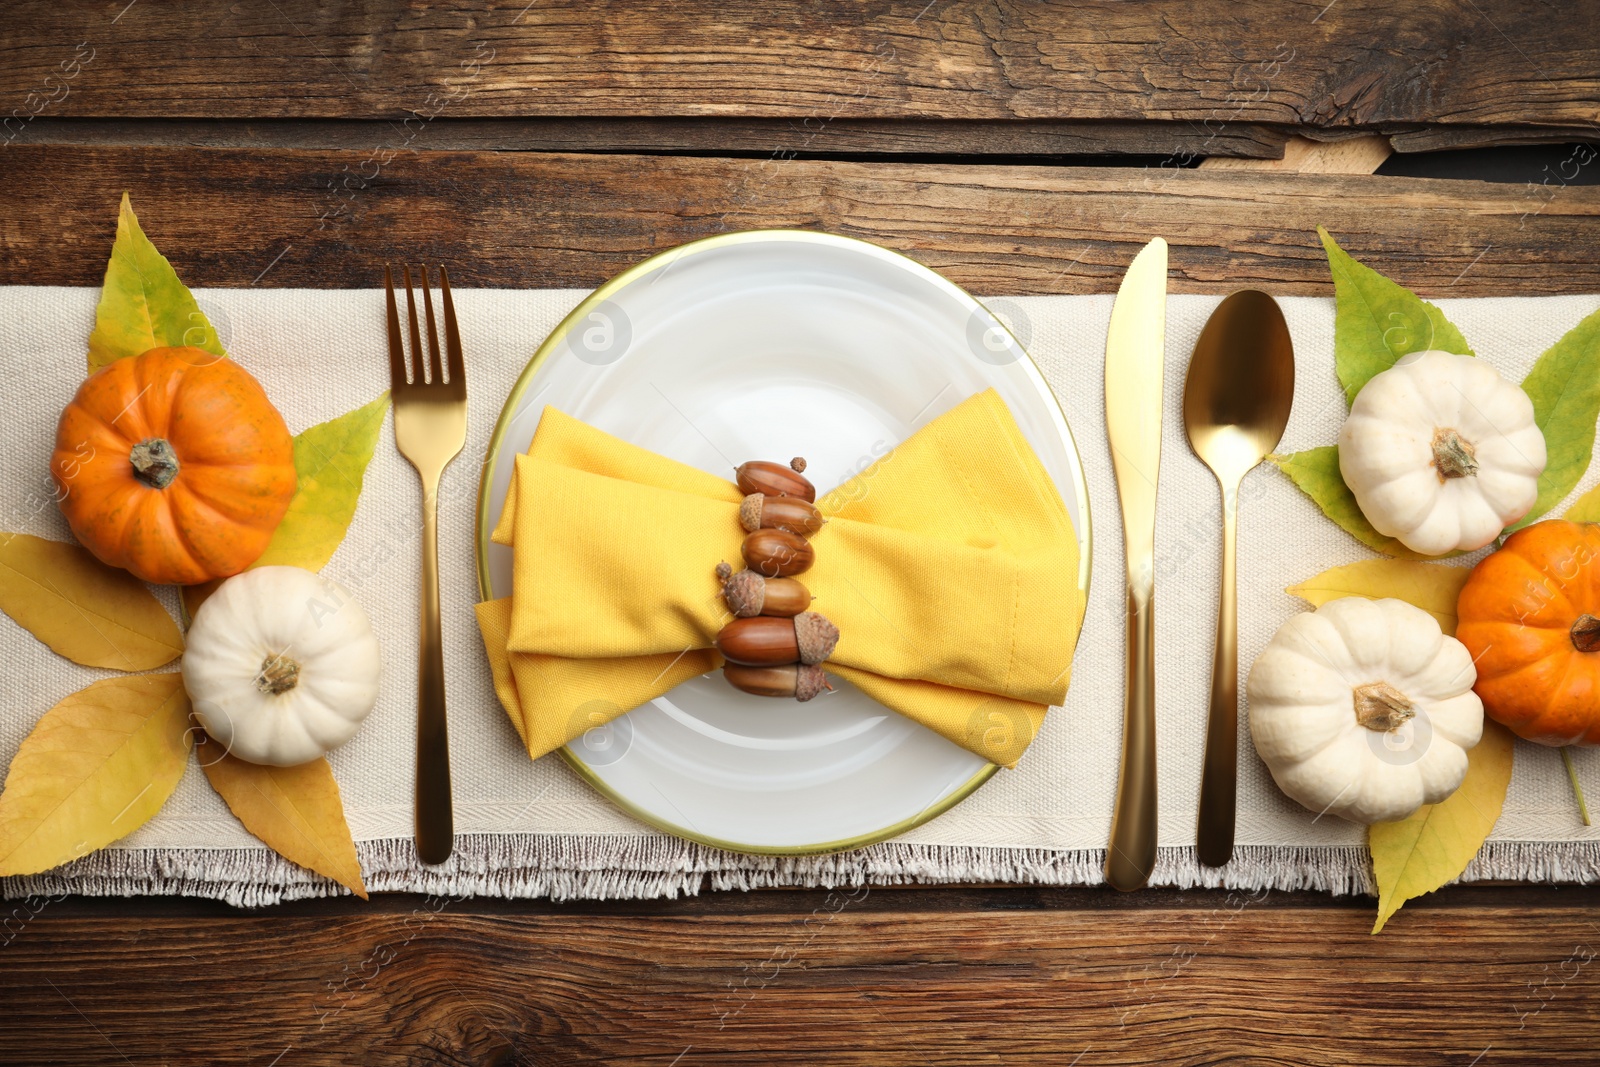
left=2, top=285, right=1598, bottom=905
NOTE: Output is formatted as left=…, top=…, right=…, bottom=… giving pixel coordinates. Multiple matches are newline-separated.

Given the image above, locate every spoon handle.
left=1196, top=479, right=1239, bottom=868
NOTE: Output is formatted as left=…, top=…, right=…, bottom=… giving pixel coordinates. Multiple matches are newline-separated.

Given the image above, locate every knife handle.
left=1106, top=584, right=1157, bottom=891
left=1196, top=481, right=1239, bottom=868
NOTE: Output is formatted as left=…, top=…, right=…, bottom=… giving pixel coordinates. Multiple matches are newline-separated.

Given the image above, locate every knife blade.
left=1103, top=236, right=1167, bottom=892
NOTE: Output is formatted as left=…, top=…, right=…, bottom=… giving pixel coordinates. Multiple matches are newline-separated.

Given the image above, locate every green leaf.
left=1563, top=482, right=1600, bottom=523
left=1369, top=720, right=1514, bottom=933
left=1270, top=446, right=1431, bottom=559
left=1319, top=226, right=1473, bottom=406
left=1509, top=306, right=1600, bottom=530
left=87, top=193, right=226, bottom=374
left=251, top=393, right=390, bottom=572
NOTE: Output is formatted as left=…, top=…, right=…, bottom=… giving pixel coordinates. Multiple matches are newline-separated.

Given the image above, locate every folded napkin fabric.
left=476, top=388, right=1086, bottom=768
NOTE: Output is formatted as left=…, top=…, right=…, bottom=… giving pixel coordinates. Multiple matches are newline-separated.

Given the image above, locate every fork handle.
left=415, top=473, right=454, bottom=864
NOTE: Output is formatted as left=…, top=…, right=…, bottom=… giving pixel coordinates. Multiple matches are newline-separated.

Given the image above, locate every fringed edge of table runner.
left=5, top=835, right=1600, bottom=907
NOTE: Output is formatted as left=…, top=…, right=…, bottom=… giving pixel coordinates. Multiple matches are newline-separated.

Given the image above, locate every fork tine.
left=420, top=265, right=444, bottom=387
left=403, top=264, right=424, bottom=385
left=384, top=265, right=408, bottom=390
left=439, top=266, right=465, bottom=389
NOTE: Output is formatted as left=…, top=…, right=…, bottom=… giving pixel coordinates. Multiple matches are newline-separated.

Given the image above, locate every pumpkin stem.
left=255, top=653, right=301, bottom=696
left=1353, top=681, right=1416, bottom=731
left=1571, top=614, right=1600, bottom=653
left=1430, top=428, right=1480, bottom=481
left=129, top=437, right=179, bottom=489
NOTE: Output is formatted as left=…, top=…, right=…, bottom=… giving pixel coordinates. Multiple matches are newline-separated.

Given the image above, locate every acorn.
left=716, top=563, right=812, bottom=618
left=723, top=663, right=833, bottom=702
left=739, top=493, right=826, bottom=536
left=715, top=612, right=839, bottom=666
left=736, top=458, right=815, bottom=502
left=742, top=528, right=814, bottom=577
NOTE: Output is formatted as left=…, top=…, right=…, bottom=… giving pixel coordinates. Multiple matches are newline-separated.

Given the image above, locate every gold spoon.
left=1183, top=290, right=1295, bottom=869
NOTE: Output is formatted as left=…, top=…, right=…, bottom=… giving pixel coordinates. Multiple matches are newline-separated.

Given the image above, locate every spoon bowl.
left=1183, top=289, right=1295, bottom=868
left=1184, top=291, right=1295, bottom=471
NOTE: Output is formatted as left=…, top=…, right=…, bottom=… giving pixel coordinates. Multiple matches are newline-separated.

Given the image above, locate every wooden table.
left=3, top=4, right=1599, bottom=1063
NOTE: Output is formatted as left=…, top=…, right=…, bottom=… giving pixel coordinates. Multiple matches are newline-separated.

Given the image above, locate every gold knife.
left=1103, top=237, right=1168, bottom=892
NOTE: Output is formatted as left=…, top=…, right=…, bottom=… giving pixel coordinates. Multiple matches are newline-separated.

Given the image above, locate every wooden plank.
left=0, top=0, right=1596, bottom=141
left=2, top=887, right=1597, bottom=1065
left=5, top=116, right=1289, bottom=159
left=0, top=145, right=1594, bottom=296
left=1390, top=124, right=1600, bottom=154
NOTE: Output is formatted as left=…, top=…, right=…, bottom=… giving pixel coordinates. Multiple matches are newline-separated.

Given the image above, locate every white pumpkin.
left=184, top=566, right=381, bottom=767
left=1338, top=350, right=1545, bottom=555
left=1247, top=596, right=1483, bottom=824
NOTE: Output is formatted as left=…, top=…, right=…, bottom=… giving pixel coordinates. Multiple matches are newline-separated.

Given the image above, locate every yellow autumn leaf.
left=200, top=751, right=367, bottom=899
left=0, top=533, right=183, bottom=670
left=1369, top=720, right=1515, bottom=933
left=1287, top=558, right=1473, bottom=635
left=253, top=392, right=390, bottom=571
left=87, top=193, right=226, bottom=374
left=0, top=674, right=193, bottom=876
left=1563, top=483, right=1600, bottom=523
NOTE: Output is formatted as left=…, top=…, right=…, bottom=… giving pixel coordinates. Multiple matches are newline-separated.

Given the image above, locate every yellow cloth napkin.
left=475, top=388, right=1085, bottom=767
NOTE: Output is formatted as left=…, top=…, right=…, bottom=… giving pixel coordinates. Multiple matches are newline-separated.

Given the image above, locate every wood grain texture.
left=7, top=116, right=1290, bottom=159
left=0, top=0, right=1596, bottom=140
left=1, top=887, right=1597, bottom=1065
left=0, top=144, right=1594, bottom=296
left=1390, top=124, right=1600, bottom=154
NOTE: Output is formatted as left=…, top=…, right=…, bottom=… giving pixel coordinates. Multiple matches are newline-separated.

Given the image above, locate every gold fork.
left=384, top=264, right=466, bottom=865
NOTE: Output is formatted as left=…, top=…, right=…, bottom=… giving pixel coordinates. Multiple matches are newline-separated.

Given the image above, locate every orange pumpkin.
left=1457, top=520, right=1600, bottom=746
left=51, top=346, right=296, bottom=585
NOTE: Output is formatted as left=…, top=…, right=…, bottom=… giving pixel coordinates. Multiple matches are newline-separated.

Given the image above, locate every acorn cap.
left=794, top=611, right=839, bottom=665
left=722, top=568, right=766, bottom=617
left=738, top=493, right=764, bottom=533
left=794, top=663, right=832, bottom=702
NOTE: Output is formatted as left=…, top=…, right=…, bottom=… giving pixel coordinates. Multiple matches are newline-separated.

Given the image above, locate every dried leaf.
left=1563, top=482, right=1600, bottom=523
left=0, top=674, right=193, bottom=876
left=0, top=533, right=183, bottom=670
left=87, top=193, right=225, bottom=374
left=1288, top=559, right=1473, bottom=635
left=180, top=579, right=222, bottom=627
left=1369, top=720, right=1514, bottom=933
left=251, top=393, right=390, bottom=572
left=1270, top=447, right=1431, bottom=559
left=1509, top=306, right=1600, bottom=530
left=1320, top=226, right=1473, bottom=406
left=201, top=751, right=367, bottom=899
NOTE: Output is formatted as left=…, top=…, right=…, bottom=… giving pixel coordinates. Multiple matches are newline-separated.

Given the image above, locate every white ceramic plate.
left=477, top=231, right=1091, bottom=853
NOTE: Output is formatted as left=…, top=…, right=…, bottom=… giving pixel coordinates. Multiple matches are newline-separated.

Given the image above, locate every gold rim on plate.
left=474, top=228, right=1093, bottom=856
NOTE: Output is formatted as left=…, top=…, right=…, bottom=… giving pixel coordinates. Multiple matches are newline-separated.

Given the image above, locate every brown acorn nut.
left=742, top=528, right=814, bottom=577
left=717, top=565, right=813, bottom=618
left=735, top=459, right=815, bottom=502
left=739, top=493, right=826, bottom=536
left=723, top=663, right=833, bottom=702
left=715, top=612, right=839, bottom=666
